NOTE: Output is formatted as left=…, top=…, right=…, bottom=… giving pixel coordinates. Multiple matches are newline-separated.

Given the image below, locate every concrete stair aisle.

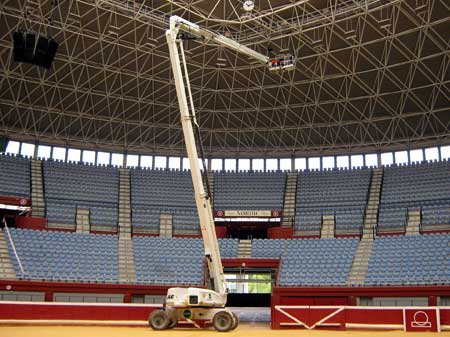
left=347, top=238, right=374, bottom=286
left=117, top=169, right=137, bottom=283
left=281, top=172, right=298, bottom=227
left=406, top=209, right=421, bottom=235
left=118, top=168, right=132, bottom=239
left=118, top=238, right=136, bottom=284
left=362, top=168, right=383, bottom=239
left=159, top=214, right=173, bottom=237
left=31, top=159, right=45, bottom=217
left=321, top=215, right=335, bottom=238
left=0, top=230, right=17, bottom=280
left=238, top=239, right=252, bottom=258
left=75, top=207, right=90, bottom=233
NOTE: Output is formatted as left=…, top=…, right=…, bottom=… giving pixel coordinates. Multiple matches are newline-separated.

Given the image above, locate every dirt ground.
left=0, top=323, right=449, bottom=337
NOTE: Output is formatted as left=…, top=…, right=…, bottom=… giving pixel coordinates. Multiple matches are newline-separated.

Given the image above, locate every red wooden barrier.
left=272, top=305, right=450, bottom=332
left=15, top=216, right=47, bottom=230
left=215, top=226, right=227, bottom=238
left=0, top=301, right=449, bottom=331
left=268, top=226, right=293, bottom=239
left=0, top=301, right=158, bottom=322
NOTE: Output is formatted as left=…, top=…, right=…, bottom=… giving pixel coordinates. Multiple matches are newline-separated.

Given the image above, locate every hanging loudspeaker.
left=44, top=38, right=58, bottom=69
left=23, top=32, right=36, bottom=63
left=13, top=31, right=58, bottom=69
left=33, top=36, right=59, bottom=69
left=13, top=31, right=25, bottom=62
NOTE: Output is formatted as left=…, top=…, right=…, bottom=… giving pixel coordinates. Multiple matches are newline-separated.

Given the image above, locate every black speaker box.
left=24, top=32, right=36, bottom=63
left=13, top=31, right=36, bottom=63
left=45, top=39, right=59, bottom=69
left=13, top=31, right=58, bottom=69
left=13, top=31, right=25, bottom=62
left=33, top=36, right=59, bottom=69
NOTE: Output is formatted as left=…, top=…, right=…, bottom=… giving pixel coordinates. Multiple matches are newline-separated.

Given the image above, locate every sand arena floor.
left=1, top=323, right=449, bottom=337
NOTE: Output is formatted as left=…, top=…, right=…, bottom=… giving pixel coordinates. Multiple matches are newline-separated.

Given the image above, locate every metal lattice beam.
left=0, top=0, right=449, bottom=157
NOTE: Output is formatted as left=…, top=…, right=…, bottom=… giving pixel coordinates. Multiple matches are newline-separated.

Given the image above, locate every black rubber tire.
left=213, top=311, right=234, bottom=332
left=166, top=308, right=178, bottom=329
left=230, top=312, right=239, bottom=330
left=149, top=309, right=170, bottom=330
left=167, top=318, right=178, bottom=329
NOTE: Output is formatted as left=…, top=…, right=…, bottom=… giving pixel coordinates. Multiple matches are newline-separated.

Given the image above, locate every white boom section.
left=169, top=16, right=269, bottom=65
left=165, top=16, right=270, bottom=296
left=166, top=22, right=223, bottom=295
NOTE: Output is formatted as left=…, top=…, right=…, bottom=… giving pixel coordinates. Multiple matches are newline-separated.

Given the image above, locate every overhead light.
left=243, top=0, right=254, bottom=12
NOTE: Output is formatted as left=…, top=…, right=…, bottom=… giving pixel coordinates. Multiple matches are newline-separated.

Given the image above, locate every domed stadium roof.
left=0, top=0, right=449, bottom=157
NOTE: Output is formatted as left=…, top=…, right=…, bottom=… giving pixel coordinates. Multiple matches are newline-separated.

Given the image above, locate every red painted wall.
left=15, top=216, right=47, bottom=230
left=0, top=301, right=158, bottom=321
left=271, top=305, right=449, bottom=331
left=268, top=226, right=293, bottom=239
left=0, top=279, right=450, bottom=330
left=215, top=226, right=227, bottom=238
left=277, top=296, right=349, bottom=306
left=0, top=280, right=170, bottom=304
left=271, top=285, right=450, bottom=329
left=222, top=258, right=279, bottom=268
left=0, top=195, right=30, bottom=206
left=441, top=307, right=450, bottom=325
left=273, top=285, right=450, bottom=299
left=1, top=302, right=448, bottom=331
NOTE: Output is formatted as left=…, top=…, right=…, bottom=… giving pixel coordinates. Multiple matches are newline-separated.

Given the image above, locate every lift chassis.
left=148, top=15, right=294, bottom=332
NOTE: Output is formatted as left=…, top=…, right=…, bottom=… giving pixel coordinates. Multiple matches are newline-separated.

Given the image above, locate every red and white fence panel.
left=273, top=305, right=450, bottom=332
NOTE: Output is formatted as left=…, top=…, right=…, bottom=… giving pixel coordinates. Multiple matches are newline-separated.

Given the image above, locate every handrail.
left=418, top=206, right=423, bottom=234
left=333, top=213, right=336, bottom=238
left=2, top=218, right=25, bottom=275
left=404, top=208, right=408, bottom=234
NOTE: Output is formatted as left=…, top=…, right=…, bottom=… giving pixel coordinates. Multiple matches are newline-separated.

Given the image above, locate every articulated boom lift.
left=148, top=16, right=294, bottom=332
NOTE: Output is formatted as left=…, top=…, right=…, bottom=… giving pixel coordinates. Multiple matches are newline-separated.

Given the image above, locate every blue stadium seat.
left=295, top=169, right=371, bottom=234
left=213, top=171, right=286, bottom=211
left=0, top=154, right=31, bottom=198
left=365, top=233, right=449, bottom=285
left=43, top=160, right=119, bottom=229
left=6, top=228, right=119, bottom=283
left=130, top=168, right=199, bottom=232
left=379, top=161, right=450, bottom=231
left=253, top=237, right=359, bottom=286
